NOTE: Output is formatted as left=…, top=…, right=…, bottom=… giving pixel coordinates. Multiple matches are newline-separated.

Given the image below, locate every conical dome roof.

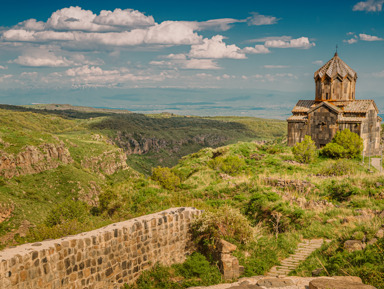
left=314, top=53, right=357, bottom=80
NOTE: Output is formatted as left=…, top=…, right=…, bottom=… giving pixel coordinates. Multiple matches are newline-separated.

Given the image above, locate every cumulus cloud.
left=93, top=8, right=155, bottom=28
left=247, top=13, right=279, bottom=25
left=0, top=65, right=7, bottom=69
left=181, top=59, right=220, bottom=69
left=264, top=37, right=315, bottom=49
left=3, top=21, right=202, bottom=47
left=242, top=45, right=270, bottom=54
left=359, top=33, right=383, bottom=41
left=11, top=49, right=75, bottom=67
left=189, top=35, right=246, bottom=59
left=345, top=37, right=358, bottom=44
left=353, top=0, right=384, bottom=12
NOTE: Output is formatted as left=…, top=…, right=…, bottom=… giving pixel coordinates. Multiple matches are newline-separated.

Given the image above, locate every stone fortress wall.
left=0, top=207, right=201, bottom=289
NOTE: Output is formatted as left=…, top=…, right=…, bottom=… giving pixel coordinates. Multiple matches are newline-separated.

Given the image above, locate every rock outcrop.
left=0, top=143, right=73, bottom=178
left=81, top=148, right=128, bottom=175
left=114, top=132, right=229, bottom=155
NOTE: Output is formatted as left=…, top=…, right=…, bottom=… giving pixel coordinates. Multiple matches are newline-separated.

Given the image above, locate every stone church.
left=287, top=52, right=381, bottom=156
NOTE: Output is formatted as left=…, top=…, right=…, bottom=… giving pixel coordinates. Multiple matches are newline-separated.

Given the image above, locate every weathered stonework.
left=0, top=207, right=201, bottom=289
left=287, top=53, right=381, bottom=156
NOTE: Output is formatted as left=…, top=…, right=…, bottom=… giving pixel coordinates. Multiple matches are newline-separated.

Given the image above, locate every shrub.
left=45, top=199, right=89, bottom=227
left=292, top=135, right=317, bottom=163
left=319, top=159, right=355, bottom=176
left=191, top=206, right=256, bottom=252
left=151, top=167, right=181, bottom=190
left=321, top=143, right=347, bottom=159
left=98, top=190, right=122, bottom=216
left=321, top=129, right=363, bottom=159
left=208, top=155, right=246, bottom=175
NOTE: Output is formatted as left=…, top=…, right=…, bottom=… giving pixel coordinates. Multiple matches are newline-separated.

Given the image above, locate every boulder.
left=309, top=278, right=376, bottom=289
left=344, top=240, right=365, bottom=252
left=375, top=228, right=384, bottom=239
left=217, top=239, right=237, bottom=254
left=256, top=278, right=294, bottom=288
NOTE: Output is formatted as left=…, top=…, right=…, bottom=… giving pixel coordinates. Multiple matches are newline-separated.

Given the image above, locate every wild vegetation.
left=0, top=105, right=383, bottom=288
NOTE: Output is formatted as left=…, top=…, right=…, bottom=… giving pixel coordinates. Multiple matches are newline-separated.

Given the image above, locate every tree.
left=321, top=129, right=363, bottom=159
left=292, top=135, right=317, bottom=163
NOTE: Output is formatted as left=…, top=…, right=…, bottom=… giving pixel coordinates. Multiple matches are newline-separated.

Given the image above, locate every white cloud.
left=312, top=60, right=324, bottom=66
left=345, top=37, right=358, bottom=44
left=242, top=45, right=270, bottom=54
left=359, top=33, right=383, bottom=41
left=65, top=65, right=120, bottom=76
left=264, top=37, right=315, bottom=49
left=263, top=65, right=289, bottom=69
left=11, top=49, right=75, bottom=67
left=0, top=74, right=12, bottom=82
left=0, top=65, right=7, bottom=70
left=3, top=21, right=202, bottom=47
left=247, top=13, right=279, bottom=26
left=93, top=8, right=155, bottom=28
left=189, top=35, right=246, bottom=59
left=196, top=18, right=241, bottom=31
left=164, top=54, right=187, bottom=60
left=353, top=0, right=384, bottom=12
left=181, top=59, right=220, bottom=69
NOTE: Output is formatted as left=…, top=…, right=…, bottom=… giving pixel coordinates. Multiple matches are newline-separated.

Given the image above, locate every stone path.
left=267, top=239, right=329, bottom=277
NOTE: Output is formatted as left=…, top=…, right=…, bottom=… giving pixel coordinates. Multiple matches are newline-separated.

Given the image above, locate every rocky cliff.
left=115, top=131, right=229, bottom=155
left=0, top=143, right=73, bottom=178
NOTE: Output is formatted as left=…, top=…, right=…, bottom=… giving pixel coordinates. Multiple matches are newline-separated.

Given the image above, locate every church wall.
left=308, top=107, right=338, bottom=148
left=338, top=123, right=361, bottom=135
left=361, top=106, right=381, bottom=156
left=287, top=121, right=307, bottom=146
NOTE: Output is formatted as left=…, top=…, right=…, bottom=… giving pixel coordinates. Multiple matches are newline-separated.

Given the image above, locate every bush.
left=321, top=129, right=363, bottom=159
left=321, top=143, right=347, bottom=159
left=292, top=135, right=317, bottom=163
left=191, top=206, right=256, bottom=252
left=319, top=159, right=355, bottom=176
left=208, top=155, right=246, bottom=175
left=151, top=167, right=181, bottom=190
left=45, top=199, right=89, bottom=227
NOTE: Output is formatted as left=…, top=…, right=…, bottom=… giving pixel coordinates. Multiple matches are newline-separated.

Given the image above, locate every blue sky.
left=0, top=0, right=383, bottom=118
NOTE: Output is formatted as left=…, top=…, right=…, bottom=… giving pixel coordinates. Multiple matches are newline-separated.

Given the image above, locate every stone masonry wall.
left=0, top=207, right=201, bottom=289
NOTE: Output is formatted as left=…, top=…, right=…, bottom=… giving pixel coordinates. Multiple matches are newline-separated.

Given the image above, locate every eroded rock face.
left=81, top=149, right=128, bottom=175
left=0, top=143, right=73, bottom=178
left=309, top=278, right=376, bottom=289
left=114, top=132, right=229, bottom=155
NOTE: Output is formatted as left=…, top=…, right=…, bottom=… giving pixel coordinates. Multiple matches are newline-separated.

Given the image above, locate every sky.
left=0, top=0, right=383, bottom=119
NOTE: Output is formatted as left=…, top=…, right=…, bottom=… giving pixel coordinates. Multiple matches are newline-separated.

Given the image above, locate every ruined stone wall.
left=0, top=207, right=201, bottom=289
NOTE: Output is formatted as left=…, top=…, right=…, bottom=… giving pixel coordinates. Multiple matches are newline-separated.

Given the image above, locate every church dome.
left=314, top=52, right=357, bottom=80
